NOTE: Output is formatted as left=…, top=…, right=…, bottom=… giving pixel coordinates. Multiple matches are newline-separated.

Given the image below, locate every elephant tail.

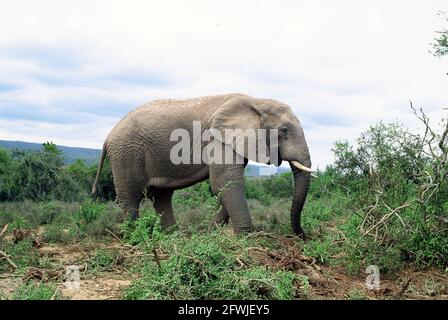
left=91, top=141, right=108, bottom=196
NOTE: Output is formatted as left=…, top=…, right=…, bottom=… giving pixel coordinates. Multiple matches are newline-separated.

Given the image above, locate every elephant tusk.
left=290, top=161, right=315, bottom=173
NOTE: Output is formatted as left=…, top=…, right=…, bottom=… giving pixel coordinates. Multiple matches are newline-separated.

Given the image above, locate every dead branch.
left=105, top=228, right=135, bottom=249
left=245, top=247, right=312, bottom=270
left=235, top=257, right=245, bottom=268
left=439, top=119, right=448, bottom=154
left=243, top=231, right=278, bottom=239
left=0, top=250, right=18, bottom=269
left=362, top=201, right=415, bottom=238
left=152, top=247, right=161, bottom=271
left=0, top=224, right=8, bottom=240
left=51, top=287, right=60, bottom=300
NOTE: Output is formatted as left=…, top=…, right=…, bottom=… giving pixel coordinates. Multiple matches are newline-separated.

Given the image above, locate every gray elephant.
left=92, top=94, right=313, bottom=237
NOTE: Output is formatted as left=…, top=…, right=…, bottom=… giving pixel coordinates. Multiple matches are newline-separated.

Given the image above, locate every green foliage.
left=173, top=181, right=214, bottom=208
left=90, top=158, right=116, bottom=202
left=74, top=201, right=106, bottom=225
left=431, top=11, right=448, bottom=57
left=124, top=227, right=299, bottom=300
left=346, top=289, right=367, bottom=300
left=0, top=239, right=39, bottom=273
left=89, top=248, right=119, bottom=272
left=244, top=173, right=294, bottom=205
left=330, top=118, right=448, bottom=270
left=0, top=143, right=83, bottom=202
left=0, top=143, right=115, bottom=202
left=0, top=200, right=122, bottom=245
left=71, top=201, right=125, bottom=239
left=303, top=237, right=334, bottom=264
left=43, top=224, right=73, bottom=243
left=122, top=208, right=163, bottom=247
left=12, top=281, right=60, bottom=300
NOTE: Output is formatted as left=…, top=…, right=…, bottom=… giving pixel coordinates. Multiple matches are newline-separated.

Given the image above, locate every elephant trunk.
left=289, top=156, right=311, bottom=238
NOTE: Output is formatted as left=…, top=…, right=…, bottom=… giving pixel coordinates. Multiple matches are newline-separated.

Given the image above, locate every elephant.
left=91, top=93, right=313, bottom=237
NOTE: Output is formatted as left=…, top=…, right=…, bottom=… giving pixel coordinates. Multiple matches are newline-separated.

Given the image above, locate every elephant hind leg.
left=151, top=188, right=176, bottom=229
left=115, top=184, right=144, bottom=221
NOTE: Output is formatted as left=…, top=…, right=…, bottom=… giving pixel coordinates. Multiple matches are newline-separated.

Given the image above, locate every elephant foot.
left=210, top=206, right=230, bottom=228
left=160, top=213, right=177, bottom=232
left=296, top=228, right=307, bottom=241
left=232, top=223, right=253, bottom=235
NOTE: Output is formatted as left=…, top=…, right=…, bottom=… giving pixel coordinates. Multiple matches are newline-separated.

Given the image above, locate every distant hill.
left=0, top=140, right=101, bottom=165
left=0, top=140, right=292, bottom=175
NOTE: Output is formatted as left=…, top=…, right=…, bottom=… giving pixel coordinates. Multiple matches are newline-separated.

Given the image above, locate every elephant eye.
left=279, top=127, right=288, bottom=135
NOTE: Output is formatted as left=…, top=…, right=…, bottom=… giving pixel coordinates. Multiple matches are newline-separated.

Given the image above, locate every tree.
left=11, top=142, right=64, bottom=201
left=0, top=142, right=83, bottom=202
left=89, top=159, right=116, bottom=202
left=0, top=148, right=14, bottom=201
left=431, top=11, right=448, bottom=57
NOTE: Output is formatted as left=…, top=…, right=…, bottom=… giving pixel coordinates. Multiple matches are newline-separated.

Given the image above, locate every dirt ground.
left=1, top=237, right=447, bottom=300
left=0, top=241, right=135, bottom=300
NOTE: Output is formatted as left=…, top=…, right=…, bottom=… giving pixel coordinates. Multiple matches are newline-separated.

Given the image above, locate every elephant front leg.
left=209, top=163, right=253, bottom=234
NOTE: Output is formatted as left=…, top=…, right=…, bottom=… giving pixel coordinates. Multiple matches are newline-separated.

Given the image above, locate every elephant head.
left=209, top=95, right=313, bottom=237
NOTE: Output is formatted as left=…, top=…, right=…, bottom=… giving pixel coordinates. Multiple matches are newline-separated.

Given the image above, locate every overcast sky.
left=0, top=0, right=447, bottom=169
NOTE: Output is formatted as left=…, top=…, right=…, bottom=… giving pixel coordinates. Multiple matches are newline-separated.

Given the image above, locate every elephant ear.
left=209, top=97, right=270, bottom=163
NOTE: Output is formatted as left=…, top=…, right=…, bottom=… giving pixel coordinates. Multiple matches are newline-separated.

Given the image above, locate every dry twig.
left=0, top=224, right=8, bottom=240
left=0, top=250, right=18, bottom=269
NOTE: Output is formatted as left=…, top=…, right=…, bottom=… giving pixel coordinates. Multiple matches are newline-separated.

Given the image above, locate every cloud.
left=0, top=0, right=447, bottom=168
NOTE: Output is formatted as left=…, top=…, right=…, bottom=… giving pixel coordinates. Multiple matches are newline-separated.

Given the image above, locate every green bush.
left=0, top=143, right=86, bottom=202
left=74, top=201, right=106, bottom=225
left=125, top=229, right=299, bottom=300
left=122, top=208, right=163, bottom=247
left=89, top=248, right=120, bottom=272
left=173, top=181, right=214, bottom=208
left=12, top=281, right=60, bottom=300
left=43, top=224, right=74, bottom=243
left=0, top=239, right=39, bottom=272
left=90, top=158, right=116, bottom=202
left=331, top=117, right=448, bottom=270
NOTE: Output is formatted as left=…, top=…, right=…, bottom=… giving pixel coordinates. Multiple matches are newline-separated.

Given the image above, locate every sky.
left=0, top=0, right=447, bottom=169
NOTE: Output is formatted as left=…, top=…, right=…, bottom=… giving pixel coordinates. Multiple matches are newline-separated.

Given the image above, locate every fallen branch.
left=245, top=247, right=311, bottom=270
left=0, top=224, right=8, bottom=240
left=235, top=257, right=245, bottom=268
left=51, top=287, right=60, bottom=300
left=105, top=228, right=135, bottom=249
left=0, top=250, right=18, bottom=269
left=152, top=247, right=161, bottom=271
left=362, top=201, right=415, bottom=238
left=243, top=231, right=277, bottom=240
left=399, top=276, right=416, bottom=295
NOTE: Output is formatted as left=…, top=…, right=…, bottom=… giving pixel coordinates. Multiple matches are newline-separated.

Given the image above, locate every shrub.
left=74, top=201, right=106, bottom=225
left=122, top=208, right=163, bottom=247
left=90, top=159, right=116, bottom=202
left=0, top=239, right=39, bottom=272
left=88, top=248, right=120, bottom=272
left=12, top=281, right=60, bottom=300
left=125, top=229, right=299, bottom=300
left=173, top=181, right=214, bottom=208
left=331, top=108, right=448, bottom=270
left=124, top=209, right=302, bottom=300
left=0, top=143, right=86, bottom=202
